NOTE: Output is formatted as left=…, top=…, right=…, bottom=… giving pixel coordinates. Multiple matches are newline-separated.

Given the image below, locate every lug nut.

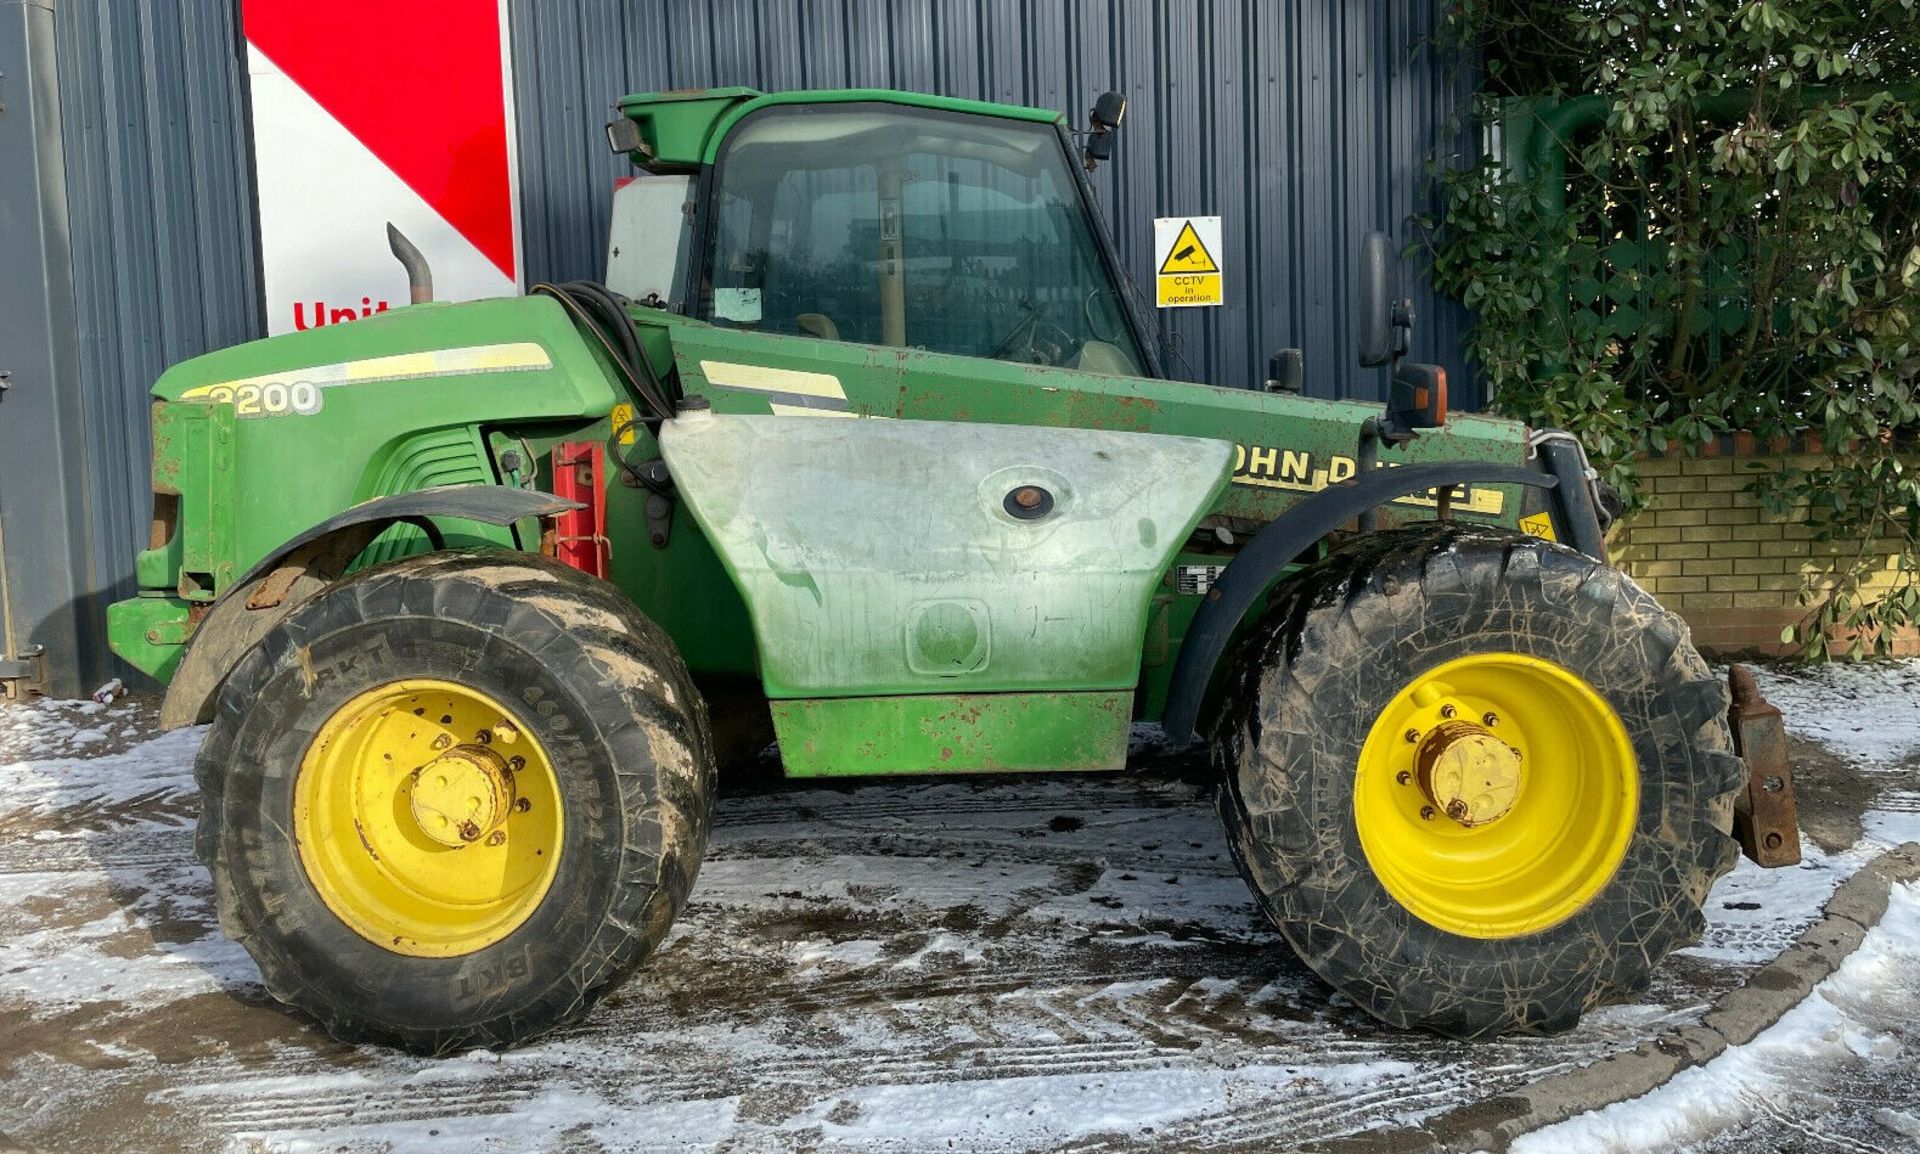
left=1482, top=711, right=1498, bottom=727
left=486, top=830, right=507, bottom=846
left=475, top=729, right=493, bottom=745
left=430, top=733, right=452, bottom=751
left=1404, top=728, right=1421, bottom=744
left=514, top=797, right=532, bottom=813
left=1439, top=705, right=1457, bottom=720
left=1395, top=770, right=1411, bottom=786
left=1420, top=806, right=1436, bottom=821
left=508, top=756, right=527, bottom=773
left=457, top=820, right=481, bottom=842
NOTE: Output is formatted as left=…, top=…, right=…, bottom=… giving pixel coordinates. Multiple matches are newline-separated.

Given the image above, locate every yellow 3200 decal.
left=178, top=343, right=553, bottom=418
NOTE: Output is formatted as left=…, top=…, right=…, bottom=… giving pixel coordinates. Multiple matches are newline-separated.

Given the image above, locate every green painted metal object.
left=771, top=691, right=1132, bottom=777
left=104, top=594, right=196, bottom=682
left=146, top=400, right=237, bottom=600
left=108, top=84, right=1578, bottom=778
left=611, top=86, right=1060, bottom=171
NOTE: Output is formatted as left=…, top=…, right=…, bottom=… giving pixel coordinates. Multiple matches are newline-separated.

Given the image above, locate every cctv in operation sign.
left=1153, top=216, right=1223, bottom=307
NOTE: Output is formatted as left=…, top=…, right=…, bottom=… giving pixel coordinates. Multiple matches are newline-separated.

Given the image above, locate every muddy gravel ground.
left=1, top=661, right=1917, bottom=1154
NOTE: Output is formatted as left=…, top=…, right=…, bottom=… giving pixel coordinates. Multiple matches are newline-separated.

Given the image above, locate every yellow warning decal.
left=610, top=402, right=639, bottom=445
left=1158, top=221, right=1220, bottom=275
left=1519, top=512, right=1557, bottom=541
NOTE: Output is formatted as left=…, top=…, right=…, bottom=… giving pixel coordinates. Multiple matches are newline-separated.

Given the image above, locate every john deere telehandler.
left=108, top=86, right=1800, bottom=1055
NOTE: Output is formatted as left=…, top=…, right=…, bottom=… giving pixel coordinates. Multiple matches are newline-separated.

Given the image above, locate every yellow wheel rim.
left=1353, top=653, right=1638, bottom=939
left=294, top=679, right=564, bottom=957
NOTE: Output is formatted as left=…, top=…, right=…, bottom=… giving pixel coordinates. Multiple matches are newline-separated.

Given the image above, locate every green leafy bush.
left=1425, top=0, right=1920, bottom=656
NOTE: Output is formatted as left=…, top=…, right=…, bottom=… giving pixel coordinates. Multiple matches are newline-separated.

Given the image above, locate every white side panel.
left=605, top=175, right=692, bottom=304
left=661, top=413, right=1234, bottom=697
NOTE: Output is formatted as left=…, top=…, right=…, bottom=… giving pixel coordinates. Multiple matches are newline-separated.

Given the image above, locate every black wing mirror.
left=1083, top=92, right=1127, bottom=170
left=1356, top=231, right=1412, bottom=368
left=1357, top=232, right=1445, bottom=439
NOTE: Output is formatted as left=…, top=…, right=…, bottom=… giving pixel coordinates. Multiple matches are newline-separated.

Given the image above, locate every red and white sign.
left=243, top=0, right=522, bottom=335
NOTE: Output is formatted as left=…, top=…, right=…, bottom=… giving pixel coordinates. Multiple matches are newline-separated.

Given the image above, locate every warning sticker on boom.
left=1154, top=216, right=1223, bottom=307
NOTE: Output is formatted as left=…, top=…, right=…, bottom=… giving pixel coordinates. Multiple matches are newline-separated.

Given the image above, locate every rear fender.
left=159, top=485, right=580, bottom=730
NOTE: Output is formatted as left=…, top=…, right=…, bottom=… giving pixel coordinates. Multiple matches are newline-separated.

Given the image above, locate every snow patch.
left=787, top=937, right=888, bottom=972
left=1510, top=881, right=1920, bottom=1154
left=1751, top=659, right=1920, bottom=767
left=891, top=932, right=985, bottom=970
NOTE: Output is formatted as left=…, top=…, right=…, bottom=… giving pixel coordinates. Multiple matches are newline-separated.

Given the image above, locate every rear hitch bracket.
left=1726, top=663, right=1803, bottom=867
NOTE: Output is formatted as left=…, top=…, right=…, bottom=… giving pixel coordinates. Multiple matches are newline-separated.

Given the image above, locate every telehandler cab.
left=108, top=86, right=1799, bottom=1054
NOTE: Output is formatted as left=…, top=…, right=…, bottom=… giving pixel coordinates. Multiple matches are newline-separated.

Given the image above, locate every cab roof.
left=611, top=87, right=1062, bottom=170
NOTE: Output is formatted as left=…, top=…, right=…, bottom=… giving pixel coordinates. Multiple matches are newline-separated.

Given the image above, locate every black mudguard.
left=159, top=485, right=580, bottom=730
left=1160, top=463, right=1561, bottom=744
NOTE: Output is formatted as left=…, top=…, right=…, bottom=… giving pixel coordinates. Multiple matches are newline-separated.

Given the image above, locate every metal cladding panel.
left=508, top=0, right=1480, bottom=405
left=52, top=1, right=263, bottom=626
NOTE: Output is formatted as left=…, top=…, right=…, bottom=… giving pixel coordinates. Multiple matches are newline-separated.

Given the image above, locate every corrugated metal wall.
left=53, top=1, right=263, bottom=629
left=30, top=0, right=1472, bottom=687
left=508, top=0, right=1480, bottom=404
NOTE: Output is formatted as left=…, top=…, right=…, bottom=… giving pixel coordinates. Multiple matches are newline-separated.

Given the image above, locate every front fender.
left=158, top=485, right=578, bottom=730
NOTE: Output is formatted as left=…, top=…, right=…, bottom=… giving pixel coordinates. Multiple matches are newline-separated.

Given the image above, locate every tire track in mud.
left=0, top=832, right=197, bottom=877
left=1060, top=1066, right=1458, bottom=1154
left=1875, top=790, right=1920, bottom=813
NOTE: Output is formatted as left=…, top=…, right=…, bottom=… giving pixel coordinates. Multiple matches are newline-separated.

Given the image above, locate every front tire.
left=196, top=550, right=716, bottom=1054
left=1214, top=525, right=1743, bottom=1039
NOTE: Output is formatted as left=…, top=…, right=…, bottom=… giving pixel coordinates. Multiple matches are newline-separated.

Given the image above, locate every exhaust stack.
left=386, top=222, right=434, bottom=304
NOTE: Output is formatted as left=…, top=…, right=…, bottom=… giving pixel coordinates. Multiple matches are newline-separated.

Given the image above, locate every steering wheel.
left=1083, top=288, right=1125, bottom=345
left=989, top=300, right=1079, bottom=366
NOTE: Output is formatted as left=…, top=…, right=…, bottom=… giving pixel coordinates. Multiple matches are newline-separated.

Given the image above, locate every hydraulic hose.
left=530, top=281, right=680, bottom=424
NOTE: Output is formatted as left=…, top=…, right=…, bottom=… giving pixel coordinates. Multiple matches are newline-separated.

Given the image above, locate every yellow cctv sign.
left=1154, top=216, right=1223, bottom=307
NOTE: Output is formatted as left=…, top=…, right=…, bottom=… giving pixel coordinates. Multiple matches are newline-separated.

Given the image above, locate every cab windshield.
left=702, top=103, right=1145, bottom=375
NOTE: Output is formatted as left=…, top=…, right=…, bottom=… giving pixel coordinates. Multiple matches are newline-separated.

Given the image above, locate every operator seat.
left=796, top=313, right=840, bottom=341
left=1071, top=340, right=1134, bottom=375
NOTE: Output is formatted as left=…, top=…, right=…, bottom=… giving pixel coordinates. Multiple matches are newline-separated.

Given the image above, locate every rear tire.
left=196, top=550, right=715, bottom=1054
left=1213, top=524, right=1743, bottom=1039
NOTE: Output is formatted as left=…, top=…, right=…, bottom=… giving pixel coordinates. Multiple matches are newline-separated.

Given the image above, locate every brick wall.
left=1609, top=446, right=1918, bottom=657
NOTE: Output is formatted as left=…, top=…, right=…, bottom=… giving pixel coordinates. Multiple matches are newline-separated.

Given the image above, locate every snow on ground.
left=0, top=660, right=1915, bottom=1153
left=1753, top=659, right=1920, bottom=766
left=0, top=696, right=151, bottom=761
left=1526, top=659, right=1920, bottom=1154
left=1510, top=881, right=1920, bottom=1154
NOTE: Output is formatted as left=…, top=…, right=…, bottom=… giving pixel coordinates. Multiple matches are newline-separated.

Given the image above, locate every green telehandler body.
left=104, top=86, right=1795, bottom=1054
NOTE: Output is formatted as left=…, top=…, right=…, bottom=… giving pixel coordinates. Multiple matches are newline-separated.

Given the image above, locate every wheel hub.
left=409, top=745, right=516, bottom=848
left=1415, top=720, right=1522, bottom=827
left=1354, top=653, right=1638, bottom=939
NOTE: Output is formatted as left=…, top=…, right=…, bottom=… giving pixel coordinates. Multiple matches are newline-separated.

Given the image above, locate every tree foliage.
left=1425, top=0, right=1920, bottom=656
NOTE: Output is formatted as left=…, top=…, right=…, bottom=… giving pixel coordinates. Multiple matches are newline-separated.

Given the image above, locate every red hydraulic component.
left=550, top=442, right=609, bottom=579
